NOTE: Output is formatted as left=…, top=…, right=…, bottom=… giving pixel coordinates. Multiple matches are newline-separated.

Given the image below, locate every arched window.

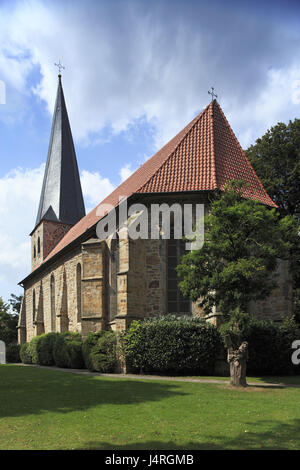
left=32, top=289, right=36, bottom=322
left=50, top=274, right=56, bottom=332
left=33, top=245, right=36, bottom=258
left=76, top=264, right=82, bottom=322
left=37, top=237, right=41, bottom=254
left=109, top=235, right=119, bottom=321
left=167, top=225, right=191, bottom=315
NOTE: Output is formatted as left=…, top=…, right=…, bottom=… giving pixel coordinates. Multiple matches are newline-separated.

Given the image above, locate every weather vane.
left=208, top=86, right=217, bottom=101
left=54, top=58, right=65, bottom=75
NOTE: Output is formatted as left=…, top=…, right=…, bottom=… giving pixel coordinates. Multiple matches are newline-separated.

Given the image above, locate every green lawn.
left=1, top=364, right=300, bottom=450
left=190, top=375, right=300, bottom=385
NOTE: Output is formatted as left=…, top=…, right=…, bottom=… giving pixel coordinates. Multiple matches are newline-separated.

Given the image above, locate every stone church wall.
left=21, top=246, right=82, bottom=343
left=20, top=194, right=294, bottom=344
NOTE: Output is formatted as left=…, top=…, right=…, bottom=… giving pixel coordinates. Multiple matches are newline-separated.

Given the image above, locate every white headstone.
left=0, top=340, right=6, bottom=364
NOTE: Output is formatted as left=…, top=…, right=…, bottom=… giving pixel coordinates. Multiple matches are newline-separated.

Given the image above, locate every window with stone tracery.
left=32, top=289, right=36, bottom=322
left=167, top=229, right=191, bottom=315
left=76, top=264, right=82, bottom=322
left=50, top=274, right=56, bottom=331
left=109, top=235, right=119, bottom=321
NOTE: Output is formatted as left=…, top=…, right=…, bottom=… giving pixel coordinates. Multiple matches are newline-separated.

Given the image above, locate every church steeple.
left=31, top=73, right=85, bottom=270
left=35, top=74, right=85, bottom=227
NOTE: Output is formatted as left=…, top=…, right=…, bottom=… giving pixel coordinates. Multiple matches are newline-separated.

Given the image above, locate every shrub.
left=35, top=333, right=60, bottom=366
left=20, top=342, right=32, bottom=364
left=278, top=317, right=300, bottom=376
left=6, top=343, right=21, bottom=363
left=220, top=313, right=300, bottom=375
left=124, top=315, right=222, bottom=375
left=82, top=332, right=101, bottom=371
left=82, top=331, right=118, bottom=372
left=27, top=336, right=40, bottom=364
left=53, top=332, right=84, bottom=369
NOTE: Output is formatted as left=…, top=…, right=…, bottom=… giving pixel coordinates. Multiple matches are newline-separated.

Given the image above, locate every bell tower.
left=31, top=73, right=85, bottom=270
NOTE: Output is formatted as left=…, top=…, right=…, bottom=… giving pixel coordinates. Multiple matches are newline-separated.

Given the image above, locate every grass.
left=1, top=364, right=300, bottom=450
left=188, top=375, right=300, bottom=385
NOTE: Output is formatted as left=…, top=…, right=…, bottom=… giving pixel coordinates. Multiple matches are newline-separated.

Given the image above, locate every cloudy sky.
left=0, top=0, right=300, bottom=303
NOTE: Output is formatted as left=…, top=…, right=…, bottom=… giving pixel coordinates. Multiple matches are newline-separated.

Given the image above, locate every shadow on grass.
left=248, top=375, right=300, bottom=387
left=238, top=383, right=284, bottom=390
left=0, top=365, right=187, bottom=418
left=74, top=419, right=300, bottom=450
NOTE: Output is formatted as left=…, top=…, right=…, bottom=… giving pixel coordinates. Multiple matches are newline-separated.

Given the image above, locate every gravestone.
left=0, top=340, right=6, bottom=364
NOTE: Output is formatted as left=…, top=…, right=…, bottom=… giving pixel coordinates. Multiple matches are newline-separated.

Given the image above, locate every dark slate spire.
left=35, top=74, right=86, bottom=227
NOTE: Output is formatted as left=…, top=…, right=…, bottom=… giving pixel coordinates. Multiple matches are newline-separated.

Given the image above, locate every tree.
left=0, top=296, right=19, bottom=345
left=245, top=119, right=300, bottom=217
left=177, top=181, right=300, bottom=386
left=245, top=119, right=300, bottom=320
left=8, top=293, right=23, bottom=315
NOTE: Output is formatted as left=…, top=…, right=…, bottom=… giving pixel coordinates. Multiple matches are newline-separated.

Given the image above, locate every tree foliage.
left=0, top=297, right=19, bottom=344
left=245, top=119, right=300, bottom=217
left=177, top=181, right=300, bottom=319
left=246, top=120, right=300, bottom=320
left=8, top=294, right=23, bottom=315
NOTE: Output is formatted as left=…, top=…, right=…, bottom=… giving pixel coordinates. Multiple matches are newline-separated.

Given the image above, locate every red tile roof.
left=36, top=100, right=277, bottom=271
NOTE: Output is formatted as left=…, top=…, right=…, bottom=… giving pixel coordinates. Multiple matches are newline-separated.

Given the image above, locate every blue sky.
left=0, top=0, right=300, bottom=303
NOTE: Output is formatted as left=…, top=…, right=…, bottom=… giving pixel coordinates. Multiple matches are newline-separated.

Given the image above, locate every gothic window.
left=76, top=264, right=82, bottom=322
left=37, top=237, right=41, bottom=254
left=50, top=274, right=56, bottom=332
left=167, top=236, right=191, bottom=315
left=32, top=290, right=36, bottom=322
left=109, top=235, right=119, bottom=321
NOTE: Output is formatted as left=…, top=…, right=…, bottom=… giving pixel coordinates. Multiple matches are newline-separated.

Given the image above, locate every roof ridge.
left=136, top=102, right=211, bottom=193
left=210, top=100, right=218, bottom=188
left=214, top=101, right=273, bottom=200
left=23, top=98, right=277, bottom=282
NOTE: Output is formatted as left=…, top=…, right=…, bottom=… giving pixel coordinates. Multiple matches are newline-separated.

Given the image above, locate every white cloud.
left=81, top=169, right=115, bottom=211
left=0, top=165, right=44, bottom=301
left=0, top=0, right=299, bottom=151
left=119, top=163, right=135, bottom=182
left=0, top=164, right=117, bottom=302
left=226, top=65, right=300, bottom=148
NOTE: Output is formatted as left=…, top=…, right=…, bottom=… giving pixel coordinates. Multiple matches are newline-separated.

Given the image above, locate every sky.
left=0, top=0, right=300, bottom=303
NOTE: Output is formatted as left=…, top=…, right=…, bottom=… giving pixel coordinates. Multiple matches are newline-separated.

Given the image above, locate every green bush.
left=6, top=343, right=21, bottom=363
left=53, top=332, right=84, bottom=369
left=278, top=317, right=300, bottom=376
left=124, top=315, right=222, bottom=375
left=82, top=331, right=118, bottom=372
left=27, top=336, right=40, bottom=364
left=35, top=333, right=61, bottom=366
left=20, top=342, right=32, bottom=364
left=220, top=313, right=300, bottom=375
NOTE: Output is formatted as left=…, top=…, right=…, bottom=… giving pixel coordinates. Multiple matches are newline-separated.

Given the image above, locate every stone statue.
left=227, top=340, right=248, bottom=387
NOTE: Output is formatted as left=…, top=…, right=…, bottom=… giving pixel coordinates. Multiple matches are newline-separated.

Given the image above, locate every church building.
left=17, top=75, right=292, bottom=344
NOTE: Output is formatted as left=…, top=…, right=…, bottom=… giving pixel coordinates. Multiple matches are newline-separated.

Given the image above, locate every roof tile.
left=38, top=100, right=276, bottom=270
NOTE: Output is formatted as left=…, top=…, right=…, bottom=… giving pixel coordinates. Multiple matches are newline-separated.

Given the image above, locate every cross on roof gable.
left=30, top=99, right=277, bottom=274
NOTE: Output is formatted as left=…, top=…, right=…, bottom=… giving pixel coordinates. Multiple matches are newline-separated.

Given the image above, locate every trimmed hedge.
left=6, top=343, right=21, bottom=363
left=20, top=332, right=84, bottom=369
left=27, top=336, right=40, bottom=364
left=82, top=331, right=118, bottom=372
left=18, top=315, right=300, bottom=377
left=124, top=315, right=223, bottom=375
left=35, top=333, right=60, bottom=366
left=220, top=314, right=300, bottom=375
left=52, top=332, right=84, bottom=369
left=20, top=342, right=32, bottom=364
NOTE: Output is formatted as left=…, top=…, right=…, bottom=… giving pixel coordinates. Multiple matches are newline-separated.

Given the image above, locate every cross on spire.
left=208, top=86, right=217, bottom=102
left=54, top=58, right=65, bottom=76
